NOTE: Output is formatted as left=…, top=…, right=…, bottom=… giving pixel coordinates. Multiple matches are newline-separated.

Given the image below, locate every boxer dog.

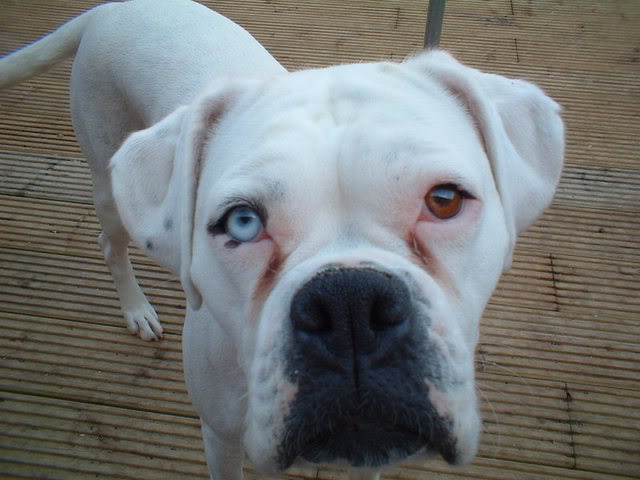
left=0, top=0, right=564, bottom=478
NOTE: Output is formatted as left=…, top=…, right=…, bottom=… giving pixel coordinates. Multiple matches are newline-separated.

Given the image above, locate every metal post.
left=424, top=0, right=446, bottom=49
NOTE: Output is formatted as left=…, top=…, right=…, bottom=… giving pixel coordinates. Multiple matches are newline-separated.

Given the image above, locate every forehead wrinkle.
left=212, top=172, right=287, bottom=216
left=325, top=66, right=434, bottom=124
left=249, top=177, right=287, bottom=205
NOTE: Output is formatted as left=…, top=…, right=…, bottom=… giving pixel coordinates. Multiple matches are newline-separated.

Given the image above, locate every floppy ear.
left=110, top=106, right=187, bottom=275
left=110, top=85, right=246, bottom=309
left=407, top=50, right=565, bottom=269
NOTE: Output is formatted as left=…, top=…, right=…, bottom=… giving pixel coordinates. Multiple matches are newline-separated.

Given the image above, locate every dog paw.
left=123, top=302, right=163, bottom=341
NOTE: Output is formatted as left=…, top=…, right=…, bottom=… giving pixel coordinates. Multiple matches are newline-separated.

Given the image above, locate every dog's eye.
left=225, top=206, right=264, bottom=242
left=425, top=184, right=466, bottom=219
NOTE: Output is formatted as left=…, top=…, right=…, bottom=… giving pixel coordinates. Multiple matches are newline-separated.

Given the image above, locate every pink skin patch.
left=281, top=380, right=298, bottom=418
left=425, top=379, right=454, bottom=420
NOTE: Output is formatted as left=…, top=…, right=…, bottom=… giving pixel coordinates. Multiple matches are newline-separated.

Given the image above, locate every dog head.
left=111, top=50, right=564, bottom=471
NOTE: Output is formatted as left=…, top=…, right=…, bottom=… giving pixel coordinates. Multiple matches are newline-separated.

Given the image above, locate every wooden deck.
left=0, top=0, right=638, bottom=478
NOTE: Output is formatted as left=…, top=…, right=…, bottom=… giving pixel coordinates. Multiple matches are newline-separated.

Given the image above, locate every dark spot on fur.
left=255, top=252, right=282, bottom=301
left=164, top=218, right=173, bottom=231
left=146, top=240, right=154, bottom=250
left=406, top=232, right=458, bottom=296
left=250, top=246, right=286, bottom=321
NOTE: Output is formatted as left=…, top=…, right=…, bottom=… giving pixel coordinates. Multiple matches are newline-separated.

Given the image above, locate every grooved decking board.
left=1, top=0, right=639, bottom=479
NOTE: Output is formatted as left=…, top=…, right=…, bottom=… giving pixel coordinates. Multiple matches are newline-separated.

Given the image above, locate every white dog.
left=0, top=0, right=564, bottom=478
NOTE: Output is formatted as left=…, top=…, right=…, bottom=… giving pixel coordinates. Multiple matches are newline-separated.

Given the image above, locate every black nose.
left=290, top=268, right=412, bottom=362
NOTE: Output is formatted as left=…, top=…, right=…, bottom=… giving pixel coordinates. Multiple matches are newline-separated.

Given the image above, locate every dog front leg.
left=201, top=423, right=244, bottom=480
left=92, top=171, right=162, bottom=341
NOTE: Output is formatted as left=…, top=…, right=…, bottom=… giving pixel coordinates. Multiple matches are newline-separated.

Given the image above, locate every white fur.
left=0, top=0, right=564, bottom=478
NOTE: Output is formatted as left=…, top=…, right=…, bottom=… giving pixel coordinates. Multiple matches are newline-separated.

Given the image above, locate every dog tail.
left=0, top=5, right=106, bottom=89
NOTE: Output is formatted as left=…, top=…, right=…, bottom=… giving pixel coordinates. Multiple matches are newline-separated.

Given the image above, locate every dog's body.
left=0, top=1, right=564, bottom=478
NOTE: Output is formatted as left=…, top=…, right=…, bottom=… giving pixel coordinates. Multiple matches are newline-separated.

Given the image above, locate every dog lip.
left=280, top=414, right=458, bottom=469
left=298, top=422, right=425, bottom=467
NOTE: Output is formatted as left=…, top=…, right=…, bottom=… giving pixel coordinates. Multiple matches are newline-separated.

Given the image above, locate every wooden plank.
left=319, top=456, right=632, bottom=480
left=484, top=304, right=640, bottom=344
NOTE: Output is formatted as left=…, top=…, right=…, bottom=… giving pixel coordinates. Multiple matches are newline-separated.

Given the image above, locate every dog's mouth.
left=278, top=402, right=458, bottom=469
left=300, top=420, right=433, bottom=467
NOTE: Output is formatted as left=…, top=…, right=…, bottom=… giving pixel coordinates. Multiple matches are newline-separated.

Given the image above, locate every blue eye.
left=225, top=206, right=264, bottom=242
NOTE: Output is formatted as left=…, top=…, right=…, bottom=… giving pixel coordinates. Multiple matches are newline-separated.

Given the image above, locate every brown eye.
left=425, top=184, right=465, bottom=219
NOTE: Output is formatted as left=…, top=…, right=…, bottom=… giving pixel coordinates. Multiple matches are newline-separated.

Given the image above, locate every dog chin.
left=248, top=420, right=475, bottom=474
left=273, top=396, right=471, bottom=471
left=290, top=426, right=455, bottom=469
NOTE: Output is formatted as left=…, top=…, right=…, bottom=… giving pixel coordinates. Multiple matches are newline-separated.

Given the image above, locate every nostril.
left=291, top=293, right=333, bottom=334
left=291, top=296, right=332, bottom=334
left=370, top=293, right=407, bottom=331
